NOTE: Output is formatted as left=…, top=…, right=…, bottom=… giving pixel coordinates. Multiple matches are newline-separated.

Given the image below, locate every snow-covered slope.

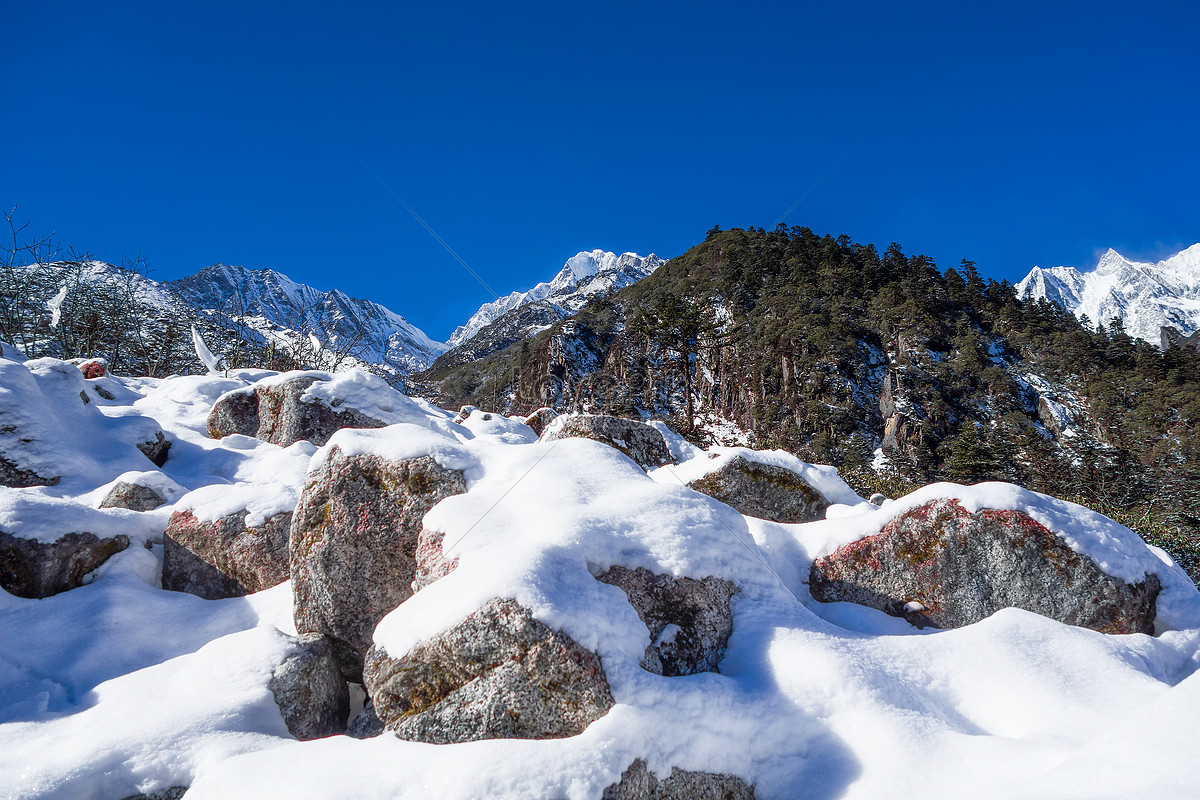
left=3, top=359, right=1200, bottom=798
left=1016, top=244, right=1200, bottom=343
left=167, top=264, right=448, bottom=373
left=448, top=250, right=664, bottom=347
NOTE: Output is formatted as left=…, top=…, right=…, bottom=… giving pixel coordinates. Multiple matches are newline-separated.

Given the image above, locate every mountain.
left=1015, top=244, right=1200, bottom=343
left=165, top=263, right=448, bottom=373
left=447, top=250, right=664, bottom=347
left=420, top=226, right=1200, bottom=580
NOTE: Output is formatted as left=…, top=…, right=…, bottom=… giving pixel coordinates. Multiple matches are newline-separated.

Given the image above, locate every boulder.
left=412, top=527, right=458, bottom=593
left=809, top=498, right=1161, bottom=634
left=596, top=566, right=739, bottom=676
left=346, top=700, right=384, bottom=739
left=0, top=455, right=59, bottom=488
left=541, top=414, right=674, bottom=470
left=268, top=634, right=350, bottom=741
left=207, top=375, right=386, bottom=447
left=0, top=530, right=129, bottom=598
left=119, top=789, right=188, bottom=800
left=162, top=510, right=292, bottom=599
left=76, top=358, right=108, bottom=379
left=522, top=407, right=558, bottom=437
left=687, top=456, right=830, bottom=523
left=363, top=597, right=614, bottom=743
left=290, top=449, right=467, bottom=679
left=100, top=481, right=168, bottom=512
left=602, top=759, right=756, bottom=800
left=136, top=431, right=171, bottom=467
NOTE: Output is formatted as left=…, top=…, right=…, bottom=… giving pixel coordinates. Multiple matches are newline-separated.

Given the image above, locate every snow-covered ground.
left=2, top=356, right=1200, bottom=799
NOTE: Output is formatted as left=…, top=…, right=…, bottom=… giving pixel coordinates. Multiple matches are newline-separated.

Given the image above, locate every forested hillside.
left=420, top=225, right=1200, bottom=578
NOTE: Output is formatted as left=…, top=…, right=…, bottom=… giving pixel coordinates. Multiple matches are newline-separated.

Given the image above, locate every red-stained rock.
left=290, top=449, right=466, bottom=680
left=809, top=498, right=1161, bottom=634
left=162, top=509, right=292, bottom=599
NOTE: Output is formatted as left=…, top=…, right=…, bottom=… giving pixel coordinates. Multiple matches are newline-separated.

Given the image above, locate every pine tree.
left=942, top=423, right=999, bottom=484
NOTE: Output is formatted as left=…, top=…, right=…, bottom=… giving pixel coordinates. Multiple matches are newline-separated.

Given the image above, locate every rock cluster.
left=687, top=456, right=830, bottom=523
left=207, top=374, right=386, bottom=447
left=810, top=498, right=1161, bottom=634
left=363, top=598, right=614, bottom=743
left=541, top=414, right=674, bottom=470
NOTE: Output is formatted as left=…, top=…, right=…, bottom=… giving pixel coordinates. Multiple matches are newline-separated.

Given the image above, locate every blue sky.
left=5, top=1, right=1199, bottom=341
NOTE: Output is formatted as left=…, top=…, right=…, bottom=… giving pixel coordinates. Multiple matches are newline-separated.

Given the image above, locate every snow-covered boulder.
left=810, top=495, right=1161, bottom=633
left=208, top=373, right=386, bottom=447
left=522, top=406, right=558, bottom=437
left=595, top=565, right=738, bottom=676
left=412, top=527, right=457, bottom=592
left=0, top=529, right=129, bottom=598
left=163, top=509, right=293, bottom=600
left=362, top=597, right=614, bottom=743
left=290, top=445, right=467, bottom=679
left=541, top=414, right=674, bottom=470
left=602, top=759, right=756, bottom=800
left=98, top=471, right=186, bottom=512
left=0, top=358, right=172, bottom=489
left=268, top=634, right=349, bottom=741
left=686, top=455, right=831, bottom=523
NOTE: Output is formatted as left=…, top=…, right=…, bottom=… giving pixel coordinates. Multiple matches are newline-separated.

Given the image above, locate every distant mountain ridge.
left=166, top=264, right=448, bottom=373
left=1015, top=244, right=1200, bottom=343
left=448, top=250, right=664, bottom=347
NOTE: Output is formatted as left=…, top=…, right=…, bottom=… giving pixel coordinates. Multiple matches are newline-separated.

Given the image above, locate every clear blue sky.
left=5, top=1, right=1199, bottom=342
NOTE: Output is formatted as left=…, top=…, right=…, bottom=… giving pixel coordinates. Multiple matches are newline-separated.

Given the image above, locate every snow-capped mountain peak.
left=1015, top=243, right=1200, bottom=343
left=448, top=250, right=664, bottom=347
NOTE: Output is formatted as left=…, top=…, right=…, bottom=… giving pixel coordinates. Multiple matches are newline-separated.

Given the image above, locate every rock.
left=291, top=449, right=467, bottom=679
left=269, top=634, right=350, bottom=741
left=522, top=407, right=558, bottom=437
left=76, top=358, right=107, bottom=379
left=207, top=375, right=387, bottom=447
left=602, top=759, right=756, bottom=800
left=346, top=699, right=384, bottom=739
left=596, top=565, right=739, bottom=676
left=207, top=388, right=260, bottom=439
left=412, top=527, right=458, bottom=592
left=162, top=510, right=292, bottom=599
left=687, top=456, right=830, bottom=523
left=119, top=789, right=188, bottom=800
left=869, top=493, right=887, bottom=506
left=541, top=414, right=674, bottom=470
left=0, top=530, right=129, bottom=598
left=0, top=455, right=59, bottom=488
left=452, top=404, right=478, bottom=424
left=136, top=431, right=171, bottom=467
left=100, top=481, right=168, bottom=512
left=363, top=597, right=614, bottom=743
left=809, top=498, right=1162, bottom=634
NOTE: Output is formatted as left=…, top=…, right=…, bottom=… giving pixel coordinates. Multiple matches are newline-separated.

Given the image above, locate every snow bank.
left=2, top=367, right=1200, bottom=799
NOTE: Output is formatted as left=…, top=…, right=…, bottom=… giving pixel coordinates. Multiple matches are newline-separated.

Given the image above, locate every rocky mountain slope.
left=418, top=227, right=1200, bottom=578
left=3, top=358, right=1199, bottom=798
left=447, top=250, right=664, bottom=348
left=166, top=263, right=448, bottom=373
left=1016, top=243, right=1200, bottom=343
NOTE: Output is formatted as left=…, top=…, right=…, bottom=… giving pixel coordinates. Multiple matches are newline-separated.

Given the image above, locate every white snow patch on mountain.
left=448, top=250, right=664, bottom=347
left=1016, top=243, right=1200, bottom=343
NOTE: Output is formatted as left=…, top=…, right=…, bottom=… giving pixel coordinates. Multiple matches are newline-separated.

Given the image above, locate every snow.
left=1017, top=243, right=1200, bottom=343
left=3, top=365, right=1200, bottom=798
left=448, top=250, right=663, bottom=346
